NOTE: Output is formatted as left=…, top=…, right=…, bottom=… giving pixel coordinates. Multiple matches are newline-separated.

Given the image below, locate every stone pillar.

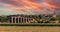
left=21, top=17, right=22, bottom=23
left=15, top=17, right=16, bottom=23
left=11, top=17, right=13, bottom=23
left=18, top=17, right=19, bottom=23
left=23, top=18, right=25, bottom=23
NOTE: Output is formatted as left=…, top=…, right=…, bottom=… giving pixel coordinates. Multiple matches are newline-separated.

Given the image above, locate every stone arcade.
left=9, top=15, right=35, bottom=23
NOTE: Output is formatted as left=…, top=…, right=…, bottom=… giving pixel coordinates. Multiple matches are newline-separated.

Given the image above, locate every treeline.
left=0, top=16, right=9, bottom=23
left=0, top=14, right=60, bottom=23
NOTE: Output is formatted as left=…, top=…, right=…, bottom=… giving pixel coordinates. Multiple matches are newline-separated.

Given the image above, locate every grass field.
left=0, top=26, right=60, bottom=32
left=0, top=23, right=60, bottom=32
left=0, top=23, right=60, bottom=26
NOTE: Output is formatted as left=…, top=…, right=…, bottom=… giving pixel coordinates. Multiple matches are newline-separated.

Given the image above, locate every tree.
left=1, top=16, right=9, bottom=23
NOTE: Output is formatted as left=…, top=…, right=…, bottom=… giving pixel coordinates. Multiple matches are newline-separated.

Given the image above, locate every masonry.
left=8, top=15, right=35, bottom=23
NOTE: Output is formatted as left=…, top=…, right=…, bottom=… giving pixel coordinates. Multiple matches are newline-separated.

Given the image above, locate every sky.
left=0, top=0, right=60, bottom=15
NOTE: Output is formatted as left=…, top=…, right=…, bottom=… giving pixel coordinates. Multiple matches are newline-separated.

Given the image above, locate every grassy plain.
left=0, top=26, right=59, bottom=32
left=0, top=23, right=60, bottom=26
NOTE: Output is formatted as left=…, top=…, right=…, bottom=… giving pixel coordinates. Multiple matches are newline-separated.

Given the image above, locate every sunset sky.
left=0, top=0, right=60, bottom=15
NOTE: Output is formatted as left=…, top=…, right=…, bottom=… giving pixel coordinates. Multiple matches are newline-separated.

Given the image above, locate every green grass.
left=0, top=23, right=60, bottom=26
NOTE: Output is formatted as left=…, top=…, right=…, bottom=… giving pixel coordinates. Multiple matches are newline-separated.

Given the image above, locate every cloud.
left=0, top=0, right=60, bottom=15
left=44, top=0, right=60, bottom=9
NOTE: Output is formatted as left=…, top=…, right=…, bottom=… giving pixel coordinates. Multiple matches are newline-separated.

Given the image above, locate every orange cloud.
left=0, top=0, right=60, bottom=14
left=2, top=0, right=44, bottom=13
left=43, top=2, right=58, bottom=9
left=44, top=0, right=60, bottom=9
